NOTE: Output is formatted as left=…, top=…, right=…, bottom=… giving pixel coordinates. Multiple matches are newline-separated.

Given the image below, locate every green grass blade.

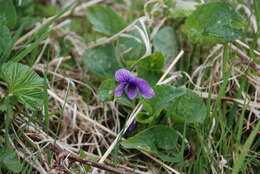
left=231, top=120, right=260, bottom=174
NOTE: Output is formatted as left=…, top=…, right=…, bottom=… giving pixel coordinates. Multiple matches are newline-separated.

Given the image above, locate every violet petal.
left=132, top=77, right=154, bottom=98
left=128, top=122, right=137, bottom=132
left=115, top=83, right=127, bottom=97
left=127, top=83, right=137, bottom=99
left=115, top=69, right=133, bottom=82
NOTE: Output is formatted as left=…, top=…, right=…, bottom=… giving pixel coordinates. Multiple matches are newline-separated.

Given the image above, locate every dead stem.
left=48, top=144, right=132, bottom=174
left=230, top=44, right=260, bottom=74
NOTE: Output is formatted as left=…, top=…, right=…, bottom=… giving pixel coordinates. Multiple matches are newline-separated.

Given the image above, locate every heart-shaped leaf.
left=122, top=125, right=179, bottom=162
left=0, top=147, right=22, bottom=173
left=167, top=89, right=207, bottom=123
left=143, top=85, right=186, bottom=114
left=116, top=29, right=146, bottom=62
left=82, top=44, right=120, bottom=78
left=86, top=5, right=127, bottom=36
left=182, top=2, right=244, bottom=44
left=152, top=27, right=180, bottom=62
left=143, top=86, right=207, bottom=124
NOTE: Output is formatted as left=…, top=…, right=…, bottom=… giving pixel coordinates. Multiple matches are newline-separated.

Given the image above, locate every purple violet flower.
left=128, top=122, right=137, bottom=132
left=114, top=69, right=154, bottom=99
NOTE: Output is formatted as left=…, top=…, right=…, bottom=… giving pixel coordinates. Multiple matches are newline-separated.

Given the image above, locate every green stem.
left=4, top=104, right=13, bottom=147
left=43, top=66, right=49, bottom=133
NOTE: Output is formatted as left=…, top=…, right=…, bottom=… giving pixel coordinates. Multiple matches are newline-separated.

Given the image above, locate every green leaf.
left=86, top=5, right=127, bottom=36
left=143, top=86, right=207, bottom=123
left=152, top=27, right=180, bottom=62
left=137, top=52, right=164, bottom=85
left=182, top=2, right=244, bottom=44
left=137, top=52, right=164, bottom=70
left=167, top=89, right=207, bottom=123
left=0, top=26, right=12, bottom=56
left=122, top=125, right=179, bottom=162
left=143, top=85, right=186, bottom=114
left=168, top=0, right=198, bottom=19
left=0, top=0, right=17, bottom=28
left=98, top=79, right=116, bottom=102
left=0, top=147, right=22, bottom=173
left=82, top=44, right=120, bottom=78
left=136, top=112, right=154, bottom=124
left=81, top=87, right=92, bottom=103
left=0, top=24, right=25, bottom=62
left=116, top=29, right=146, bottom=62
left=0, top=62, right=44, bottom=111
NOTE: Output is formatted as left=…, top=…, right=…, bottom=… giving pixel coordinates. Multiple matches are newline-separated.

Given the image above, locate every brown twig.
left=195, top=91, right=260, bottom=112
left=19, top=122, right=148, bottom=174
left=48, top=144, right=132, bottom=174
left=235, top=40, right=260, bottom=57
left=230, top=44, right=260, bottom=74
